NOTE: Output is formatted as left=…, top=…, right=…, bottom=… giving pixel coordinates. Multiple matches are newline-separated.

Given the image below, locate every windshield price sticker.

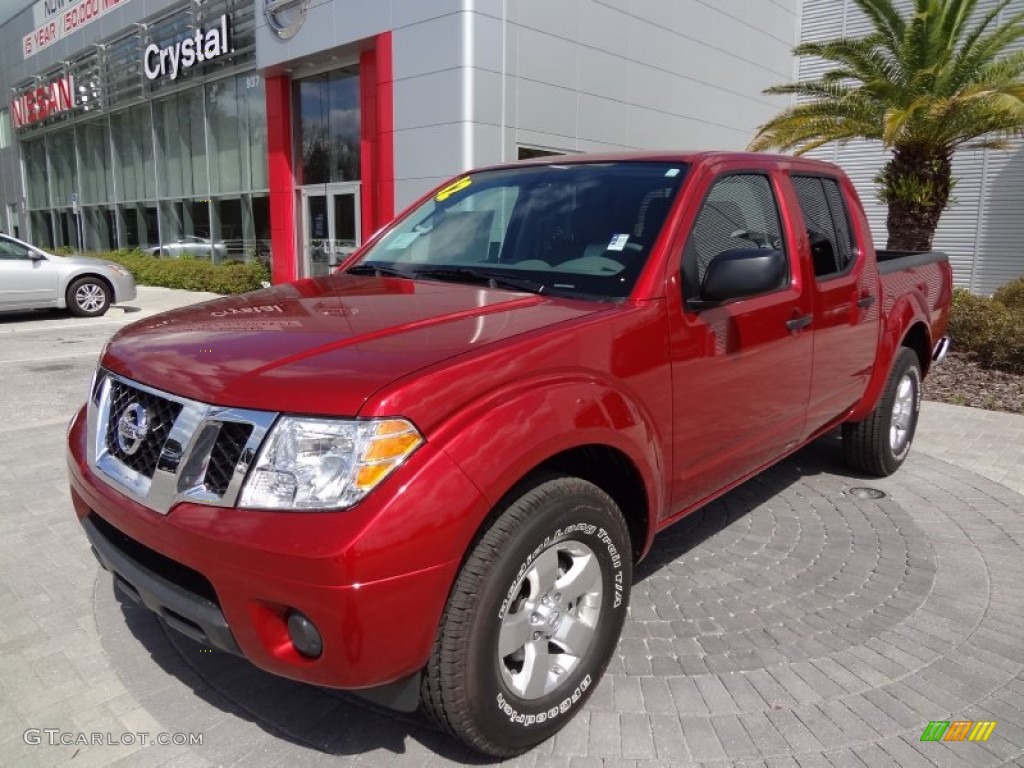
left=435, top=177, right=472, bottom=202
left=607, top=234, right=630, bottom=251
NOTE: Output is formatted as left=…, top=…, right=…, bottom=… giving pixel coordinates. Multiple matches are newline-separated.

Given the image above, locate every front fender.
left=429, top=374, right=666, bottom=553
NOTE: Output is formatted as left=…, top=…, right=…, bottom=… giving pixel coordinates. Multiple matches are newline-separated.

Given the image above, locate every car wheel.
left=67, top=277, right=111, bottom=317
left=842, top=347, right=922, bottom=476
left=421, top=474, right=632, bottom=757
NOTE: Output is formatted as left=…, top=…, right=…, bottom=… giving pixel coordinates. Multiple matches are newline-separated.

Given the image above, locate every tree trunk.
left=881, top=144, right=953, bottom=252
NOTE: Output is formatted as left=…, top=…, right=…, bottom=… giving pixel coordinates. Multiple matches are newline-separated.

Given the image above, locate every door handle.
left=856, top=294, right=876, bottom=308
left=786, top=314, right=812, bottom=332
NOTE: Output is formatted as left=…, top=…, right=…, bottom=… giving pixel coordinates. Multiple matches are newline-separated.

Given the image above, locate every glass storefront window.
left=207, top=78, right=242, bottom=194
left=155, top=90, right=207, bottom=199
left=24, top=138, right=49, bottom=210
left=117, top=203, right=158, bottom=249
left=83, top=207, right=117, bottom=250
left=17, top=60, right=269, bottom=260
left=297, top=67, right=360, bottom=185
left=48, top=129, right=78, bottom=209
left=31, top=211, right=54, bottom=249
left=78, top=119, right=113, bottom=204
left=245, top=75, right=268, bottom=190
left=111, top=104, right=156, bottom=202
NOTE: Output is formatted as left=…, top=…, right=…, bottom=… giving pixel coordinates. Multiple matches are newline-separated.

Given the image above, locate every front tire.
left=67, top=277, right=111, bottom=317
left=843, top=347, right=922, bottom=476
left=421, top=475, right=632, bottom=757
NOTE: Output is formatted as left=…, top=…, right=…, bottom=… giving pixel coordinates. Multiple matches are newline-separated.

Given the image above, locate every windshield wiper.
left=346, top=263, right=415, bottom=279
left=413, top=267, right=546, bottom=294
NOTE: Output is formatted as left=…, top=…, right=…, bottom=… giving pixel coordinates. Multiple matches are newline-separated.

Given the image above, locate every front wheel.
left=421, top=475, right=632, bottom=757
left=843, top=347, right=922, bottom=476
left=67, top=277, right=111, bottom=317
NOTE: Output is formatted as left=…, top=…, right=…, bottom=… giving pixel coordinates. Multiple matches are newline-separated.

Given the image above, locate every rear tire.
left=843, top=347, right=922, bottom=476
left=421, top=475, right=632, bottom=757
left=67, top=277, right=111, bottom=317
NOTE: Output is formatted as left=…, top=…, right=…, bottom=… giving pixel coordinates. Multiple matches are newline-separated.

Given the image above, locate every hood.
left=55, top=254, right=120, bottom=267
left=102, top=274, right=610, bottom=415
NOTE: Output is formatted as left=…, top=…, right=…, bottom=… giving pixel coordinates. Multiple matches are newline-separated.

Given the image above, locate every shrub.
left=947, top=285, right=1024, bottom=374
left=993, top=276, right=1024, bottom=312
left=85, top=249, right=270, bottom=294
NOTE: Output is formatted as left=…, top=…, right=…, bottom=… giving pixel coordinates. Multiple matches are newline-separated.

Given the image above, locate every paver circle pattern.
left=97, top=441, right=1024, bottom=766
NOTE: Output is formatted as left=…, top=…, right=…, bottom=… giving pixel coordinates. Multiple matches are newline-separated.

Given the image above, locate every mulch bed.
left=924, top=352, right=1024, bottom=414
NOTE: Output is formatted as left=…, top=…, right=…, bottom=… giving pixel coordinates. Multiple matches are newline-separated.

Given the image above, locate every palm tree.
left=749, top=0, right=1024, bottom=251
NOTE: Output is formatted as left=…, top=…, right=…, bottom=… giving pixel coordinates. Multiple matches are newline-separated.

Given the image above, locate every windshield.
left=350, top=162, right=689, bottom=300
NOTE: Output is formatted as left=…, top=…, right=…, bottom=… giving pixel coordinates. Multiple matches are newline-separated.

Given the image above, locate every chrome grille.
left=87, top=371, right=277, bottom=515
left=204, top=422, right=254, bottom=496
left=104, top=378, right=183, bottom=478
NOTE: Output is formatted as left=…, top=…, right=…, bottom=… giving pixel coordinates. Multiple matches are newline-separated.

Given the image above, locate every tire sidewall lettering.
left=495, top=675, right=591, bottom=727
left=490, top=508, right=629, bottom=729
left=497, top=521, right=624, bottom=620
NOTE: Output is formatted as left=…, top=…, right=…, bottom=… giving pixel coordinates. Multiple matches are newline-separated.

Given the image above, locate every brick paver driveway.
left=1, top=290, right=1022, bottom=767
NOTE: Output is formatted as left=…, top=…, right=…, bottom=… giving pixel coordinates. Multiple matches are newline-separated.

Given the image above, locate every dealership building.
left=0, top=0, right=1020, bottom=291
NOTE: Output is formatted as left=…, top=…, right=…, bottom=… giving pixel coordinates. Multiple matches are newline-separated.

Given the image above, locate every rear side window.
left=791, top=175, right=855, bottom=278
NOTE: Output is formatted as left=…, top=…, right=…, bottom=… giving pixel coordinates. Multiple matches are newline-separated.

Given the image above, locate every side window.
left=791, top=175, right=854, bottom=278
left=0, top=237, right=33, bottom=260
left=686, top=173, right=787, bottom=286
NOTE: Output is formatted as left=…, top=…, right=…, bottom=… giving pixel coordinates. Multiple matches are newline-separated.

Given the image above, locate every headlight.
left=239, top=417, right=423, bottom=510
left=106, top=264, right=132, bottom=277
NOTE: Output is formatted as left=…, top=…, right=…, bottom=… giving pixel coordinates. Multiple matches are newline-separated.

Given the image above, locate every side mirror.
left=29, top=251, right=47, bottom=261
left=695, top=247, right=786, bottom=307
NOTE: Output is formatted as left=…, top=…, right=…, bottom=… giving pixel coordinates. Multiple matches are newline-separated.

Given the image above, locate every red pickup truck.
left=68, top=151, right=951, bottom=756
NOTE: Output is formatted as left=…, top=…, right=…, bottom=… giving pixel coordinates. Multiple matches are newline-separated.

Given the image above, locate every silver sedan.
left=0, top=234, right=137, bottom=317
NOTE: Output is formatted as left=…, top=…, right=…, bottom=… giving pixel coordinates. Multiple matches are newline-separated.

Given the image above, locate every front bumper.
left=67, top=405, right=487, bottom=690
left=111, top=272, right=137, bottom=304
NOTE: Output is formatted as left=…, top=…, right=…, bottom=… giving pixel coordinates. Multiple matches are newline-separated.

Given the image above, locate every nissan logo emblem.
left=265, top=0, right=309, bottom=40
left=116, top=403, right=150, bottom=456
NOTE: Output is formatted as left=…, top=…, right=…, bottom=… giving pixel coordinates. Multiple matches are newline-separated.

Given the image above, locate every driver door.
left=0, top=237, right=58, bottom=310
left=666, top=168, right=813, bottom=516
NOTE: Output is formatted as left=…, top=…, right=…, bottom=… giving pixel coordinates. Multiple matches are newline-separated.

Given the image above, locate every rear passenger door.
left=788, top=175, right=881, bottom=433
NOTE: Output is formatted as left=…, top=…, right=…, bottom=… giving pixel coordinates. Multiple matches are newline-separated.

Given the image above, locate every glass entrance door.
left=302, top=184, right=361, bottom=278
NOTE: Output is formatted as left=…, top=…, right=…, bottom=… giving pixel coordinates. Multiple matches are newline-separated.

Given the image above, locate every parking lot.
left=1, top=288, right=1022, bottom=767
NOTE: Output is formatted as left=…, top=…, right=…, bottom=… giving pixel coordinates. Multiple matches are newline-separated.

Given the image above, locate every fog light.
left=287, top=611, right=323, bottom=658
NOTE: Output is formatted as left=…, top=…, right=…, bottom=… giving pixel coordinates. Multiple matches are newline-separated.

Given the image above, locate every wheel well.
left=534, top=444, right=649, bottom=561
left=901, top=322, right=931, bottom=376
left=67, top=273, right=114, bottom=304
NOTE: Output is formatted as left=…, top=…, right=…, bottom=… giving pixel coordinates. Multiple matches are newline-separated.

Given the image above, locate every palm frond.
left=755, top=0, right=1024, bottom=163
left=795, top=37, right=904, bottom=87
left=852, top=0, right=908, bottom=55
left=944, top=4, right=1024, bottom=92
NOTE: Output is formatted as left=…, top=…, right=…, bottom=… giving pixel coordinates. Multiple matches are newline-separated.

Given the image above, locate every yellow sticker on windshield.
left=435, top=176, right=472, bottom=202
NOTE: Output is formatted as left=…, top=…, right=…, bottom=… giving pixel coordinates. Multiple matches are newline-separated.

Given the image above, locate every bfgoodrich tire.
left=67, top=276, right=111, bottom=317
left=421, top=475, right=632, bottom=757
left=843, top=347, right=922, bottom=476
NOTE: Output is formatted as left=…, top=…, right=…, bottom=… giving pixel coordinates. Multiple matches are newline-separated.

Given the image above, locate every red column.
left=265, top=74, right=296, bottom=284
left=359, top=31, right=395, bottom=238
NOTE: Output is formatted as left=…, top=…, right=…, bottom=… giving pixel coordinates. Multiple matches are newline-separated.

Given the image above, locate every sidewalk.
left=916, top=400, right=1024, bottom=495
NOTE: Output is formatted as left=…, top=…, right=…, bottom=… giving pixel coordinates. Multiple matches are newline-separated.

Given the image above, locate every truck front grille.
left=87, top=371, right=277, bottom=515
left=204, top=422, right=254, bottom=496
left=104, top=379, right=183, bottom=479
